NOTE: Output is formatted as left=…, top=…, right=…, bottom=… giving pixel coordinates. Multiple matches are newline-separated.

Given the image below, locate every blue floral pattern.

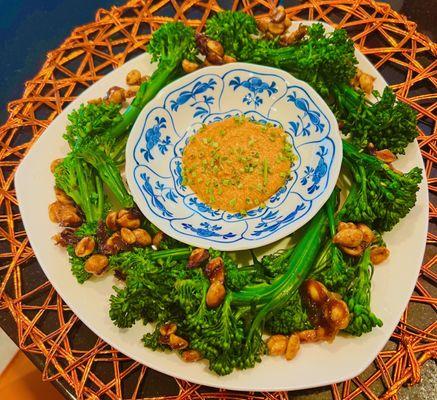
left=170, top=79, right=216, bottom=112
left=128, top=64, right=341, bottom=250
left=300, top=146, right=329, bottom=194
left=229, top=76, right=278, bottom=108
left=140, top=117, right=170, bottom=162
left=181, top=222, right=236, bottom=240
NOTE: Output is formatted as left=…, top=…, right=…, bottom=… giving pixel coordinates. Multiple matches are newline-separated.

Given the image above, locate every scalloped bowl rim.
left=125, top=62, right=342, bottom=251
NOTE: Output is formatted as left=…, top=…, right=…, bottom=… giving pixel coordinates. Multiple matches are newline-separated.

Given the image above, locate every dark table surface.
left=0, top=1, right=436, bottom=399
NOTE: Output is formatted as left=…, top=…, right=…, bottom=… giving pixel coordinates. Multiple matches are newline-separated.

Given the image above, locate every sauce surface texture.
left=182, top=116, right=293, bottom=213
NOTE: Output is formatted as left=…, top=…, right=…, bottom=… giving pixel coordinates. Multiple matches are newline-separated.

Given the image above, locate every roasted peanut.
left=152, top=231, right=164, bottom=249
left=120, top=227, right=136, bottom=244
left=206, top=39, right=224, bottom=57
left=283, top=16, right=292, bottom=28
left=266, top=335, right=288, bottom=356
left=54, top=187, right=73, bottom=205
left=107, top=86, right=126, bottom=104
left=84, top=254, right=109, bottom=275
left=87, top=97, right=103, bottom=105
left=285, top=334, right=300, bottom=361
left=52, top=233, right=63, bottom=245
left=206, top=281, right=226, bottom=308
left=206, top=51, right=224, bottom=65
left=75, top=236, right=96, bottom=257
left=340, top=245, right=363, bottom=257
left=271, top=6, right=286, bottom=23
left=297, top=329, right=318, bottom=343
left=303, top=279, right=329, bottom=305
left=256, top=17, right=270, bottom=32
left=182, top=59, right=200, bottom=73
left=223, top=54, right=236, bottom=64
left=50, top=158, right=64, bottom=174
left=204, top=257, right=225, bottom=283
left=375, top=149, right=397, bottom=164
left=48, top=201, right=82, bottom=227
left=133, top=228, right=152, bottom=246
left=140, top=75, right=150, bottom=83
left=338, top=221, right=357, bottom=231
left=280, top=24, right=308, bottom=46
left=182, top=349, right=202, bottom=362
left=169, top=334, right=189, bottom=350
left=333, top=228, right=363, bottom=248
left=105, top=232, right=125, bottom=254
left=358, top=72, right=376, bottom=94
left=268, top=21, right=286, bottom=36
left=106, top=211, right=118, bottom=231
left=159, top=323, right=177, bottom=336
left=125, top=86, right=139, bottom=98
left=324, top=299, right=350, bottom=330
left=117, top=211, right=141, bottom=229
left=48, top=202, right=62, bottom=222
left=126, top=69, right=142, bottom=85
left=357, top=223, right=375, bottom=247
left=370, top=246, right=390, bottom=265
left=187, top=248, right=210, bottom=268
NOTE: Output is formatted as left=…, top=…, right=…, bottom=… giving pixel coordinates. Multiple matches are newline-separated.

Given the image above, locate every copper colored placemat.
left=0, top=1, right=435, bottom=399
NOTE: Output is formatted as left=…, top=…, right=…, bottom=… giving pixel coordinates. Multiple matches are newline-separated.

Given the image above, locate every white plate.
left=15, top=21, right=428, bottom=391
left=125, top=62, right=342, bottom=251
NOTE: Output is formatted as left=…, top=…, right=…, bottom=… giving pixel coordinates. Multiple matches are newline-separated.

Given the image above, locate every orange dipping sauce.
left=182, top=116, right=294, bottom=213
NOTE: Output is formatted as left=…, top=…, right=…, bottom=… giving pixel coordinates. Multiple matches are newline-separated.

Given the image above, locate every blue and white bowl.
left=125, top=63, right=341, bottom=250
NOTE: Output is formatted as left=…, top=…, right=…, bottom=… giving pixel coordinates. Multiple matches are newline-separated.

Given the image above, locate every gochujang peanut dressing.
left=182, top=116, right=294, bottom=213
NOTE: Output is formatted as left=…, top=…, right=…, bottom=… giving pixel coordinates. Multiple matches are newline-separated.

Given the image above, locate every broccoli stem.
left=232, top=190, right=336, bottom=306
left=107, top=63, right=182, bottom=140
left=77, top=147, right=133, bottom=209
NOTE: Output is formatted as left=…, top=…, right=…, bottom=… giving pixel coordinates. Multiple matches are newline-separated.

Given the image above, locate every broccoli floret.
left=265, top=292, right=312, bottom=335
left=335, top=86, right=418, bottom=154
left=64, top=102, right=123, bottom=149
left=344, top=248, right=383, bottom=336
left=340, top=140, right=422, bottom=232
left=205, top=11, right=262, bottom=60
left=54, top=154, right=105, bottom=223
left=67, top=245, right=91, bottom=284
left=108, top=247, right=191, bottom=328
left=75, top=143, right=133, bottom=209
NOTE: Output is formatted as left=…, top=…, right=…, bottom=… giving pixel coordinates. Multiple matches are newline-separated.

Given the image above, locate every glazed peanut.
left=133, top=229, right=152, bottom=246
left=266, top=335, right=288, bottom=356
left=206, top=281, right=226, bottom=308
left=152, top=231, right=164, bottom=249
left=187, top=248, right=210, bottom=268
left=285, top=334, right=300, bottom=361
left=340, top=245, right=363, bottom=257
left=50, top=158, right=64, bottom=174
left=75, top=236, right=96, bottom=257
left=370, top=246, right=390, bottom=265
left=126, top=69, right=142, bottom=85
left=169, top=334, right=189, bottom=350
left=159, top=323, right=177, bottom=336
left=182, top=349, right=202, bottom=362
left=117, top=210, right=141, bottom=229
left=375, top=149, right=397, bottom=164
left=182, top=59, right=200, bottom=73
left=54, top=187, right=74, bottom=205
left=106, top=211, right=118, bottom=231
left=333, top=228, right=364, bottom=248
left=357, top=223, right=375, bottom=247
left=120, top=227, right=136, bottom=245
left=84, top=254, right=109, bottom=275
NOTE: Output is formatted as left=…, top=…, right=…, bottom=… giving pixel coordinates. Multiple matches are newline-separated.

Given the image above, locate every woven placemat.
left=0, top=1, right=435, bottom=399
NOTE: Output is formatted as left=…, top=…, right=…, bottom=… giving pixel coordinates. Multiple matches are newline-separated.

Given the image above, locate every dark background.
left=0, top=0, right=435, bottom=125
